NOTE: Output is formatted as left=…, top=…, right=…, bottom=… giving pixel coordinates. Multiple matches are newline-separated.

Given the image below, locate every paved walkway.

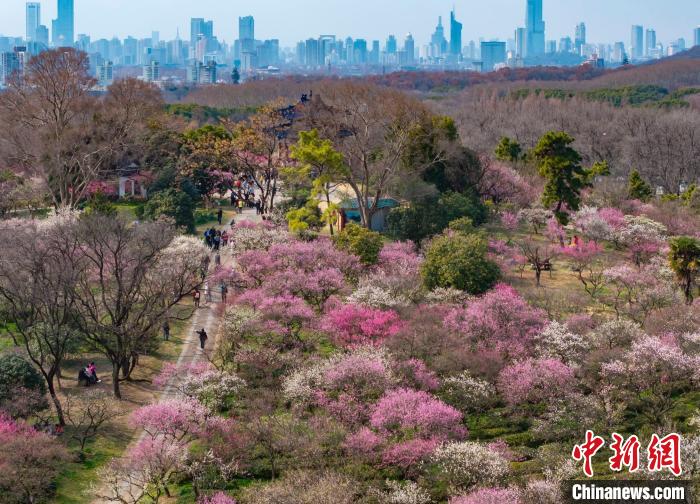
left=92, top=208, right=262, bottom=503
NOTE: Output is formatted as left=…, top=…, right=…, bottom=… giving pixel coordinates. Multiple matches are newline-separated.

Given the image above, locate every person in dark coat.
left=196, top=328, right=208, bottom=349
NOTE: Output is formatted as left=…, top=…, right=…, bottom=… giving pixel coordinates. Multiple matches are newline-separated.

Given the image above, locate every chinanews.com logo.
left=564, top=431, right=693, bottom=503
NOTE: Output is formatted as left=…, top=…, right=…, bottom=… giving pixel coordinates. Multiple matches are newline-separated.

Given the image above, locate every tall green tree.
left=532, top=131, right=588, bottom=225
left=628, top=169, right=653, bottom=201
left=290, top=129, right=348, bottom=235
left=669, top=236, right=700, bottom=304
left=494, top=136, right=522, bottom=162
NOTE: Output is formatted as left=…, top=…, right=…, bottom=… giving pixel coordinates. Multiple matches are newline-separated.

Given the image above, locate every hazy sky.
left=1, top=0, right=698, bottom=47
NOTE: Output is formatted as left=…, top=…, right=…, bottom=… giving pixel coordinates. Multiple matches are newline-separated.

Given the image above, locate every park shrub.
left=334, top=223, right=384, bottom=265
left=421, top=233, right=500, bottom=294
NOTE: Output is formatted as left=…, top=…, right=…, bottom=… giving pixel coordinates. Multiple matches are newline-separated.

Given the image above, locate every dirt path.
left=92, top=208, right=261, bottom=503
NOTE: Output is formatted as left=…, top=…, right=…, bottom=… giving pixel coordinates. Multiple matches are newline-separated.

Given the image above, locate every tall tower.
left=525, top=0, right=545, bottom=58
left=26, top=2, right=41, bottom=42
left=574, top=22, right=586, bottom=55
left=431, top=16, right=447, bottom=57
left=238, top=15, right=255, bottom=61
left=645, top=29, right=656, bottom=57
left=52, top=0, right=74, bottom=47
left=630, top=25, right=644, bottom=60
left=694, top=26, right=700, bottom=48
left=450, top=9, right=463, bottom=57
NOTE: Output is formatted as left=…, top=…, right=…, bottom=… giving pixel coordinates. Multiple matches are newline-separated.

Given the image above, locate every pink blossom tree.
left=130, top=397, right=210, bottom=442
left=0, top=414, right=69, bottom=504
left=602, top=336, right=698, bottom=426
left=497, top=358, right=576, bottom=407
left=367, top=388, right=467, bottom=468
left=450, top=488, right=523, bottom=504
left=560, top=240, right=606, bottom=297
left=198, top=492, right=237, bottom=504
left=445, top=284, right=548, bottom=367
left=321, top=304, right=403, bottom=347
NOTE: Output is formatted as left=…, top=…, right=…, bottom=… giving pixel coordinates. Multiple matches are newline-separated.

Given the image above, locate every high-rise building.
left=1, top=46, right=27, bottom=85
left=304, top=38, right=320, bottom=67
left=239, top=16, right=255, bottom=56
left=695, top=27, right=700, bottom=47
left=575, top=22, right=586, bottom=55
left=514, top=27, right=526, bottom=58
left=190, top=18, right=213, bottom=59
left=52, top=0, right=74, bottom=47
left=613, top=41, right=626, bottom=63
left=35, top=25, right=49, bottom=47
left=645, top=29, right=656, bottom=57
left=97, top=61, right=113, bottom=86
left=142, top=60, right=160, bottom=82
left=630, top=25, right=644, bottom=60
left=545, top=40, right=557, bottom=54
left=26, top=3, right=41, bottom=42
left=450, top=9, right=463, bottom=57
left=525, top=0, right=545, bottom=57
left=559, top=37, right=572, bottom=53
left=386, top=35, right=397, bottom=54
left=403, top=33, right=415, bottom=64
left=431, top=16, right=447, bottom=57
left=353, top=39, right=368, bottom=64
left=370, top=40, right=380, bottom=64
left=480, top=41, right=506, bottom=71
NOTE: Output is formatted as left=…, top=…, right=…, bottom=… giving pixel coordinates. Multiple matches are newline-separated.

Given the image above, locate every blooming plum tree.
left=497, top=358, right=575, bottom=407
left=321, top=304, right=403, bottom=347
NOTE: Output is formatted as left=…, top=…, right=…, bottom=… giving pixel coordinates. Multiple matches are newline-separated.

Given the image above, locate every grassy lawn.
left=52, top=307, right=193, bottom=503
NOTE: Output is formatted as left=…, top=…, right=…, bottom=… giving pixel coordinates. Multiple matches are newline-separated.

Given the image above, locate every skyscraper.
left=480, top=41, right=506, bottom=71
left=190, top=18, right=213, bottom=59
left=574, top=22, right=586, bottom=55
left=386, top=35, right=397, bottom=54
left=450, top=9, right=463, bottom=57
left=515, top=27, right=526, bottom=58
left=630, top=25, right=644, bottom=60
left=645, top=29, right=656, bottom=57
left=431, top=16, right=447, bottom=57
left=239, top=16, right=255, bottom=56
left=26, top=3, right=41, bottom=42
left=525, top=0, right=545, bottom=57
left=403, top=33, right=415, bottom=64
left=694, top=27, right=700, bottom=47
left=52, top=0, right=74, bottom=47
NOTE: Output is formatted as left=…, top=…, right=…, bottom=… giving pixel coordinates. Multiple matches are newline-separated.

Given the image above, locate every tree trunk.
left=535, top=268, right=542, bottom=286
left=112, top=364, right=122, bottom=399
left=46, top=376, right=66, bottom=426
left=326, top=192, right=334, bottom=236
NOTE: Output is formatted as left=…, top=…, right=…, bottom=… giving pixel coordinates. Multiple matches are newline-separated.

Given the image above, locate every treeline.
left=510, top=84, right=700, bottom=108
left=435, top=86, right=700, bottom=193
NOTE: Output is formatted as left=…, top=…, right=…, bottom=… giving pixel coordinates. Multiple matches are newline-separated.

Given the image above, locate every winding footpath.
left=92, top=208, right=261, bottom=503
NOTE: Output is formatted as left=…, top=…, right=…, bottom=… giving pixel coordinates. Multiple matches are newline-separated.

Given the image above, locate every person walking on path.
left=237, top=198, right=244, bottom=214
left=196, top=328, right=208, bottom=350
left=162, top=320, right=170, bottom=341
left=220, top=283, right=228, bottom=303
left=204, top=283, right=212, bottom=303
left=193, top=288, right=201, bottom=308
left=217, top=208, right=223, bottom=225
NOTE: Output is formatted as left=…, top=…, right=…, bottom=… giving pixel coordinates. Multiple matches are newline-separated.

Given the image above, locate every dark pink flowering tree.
left=367, top=388, right=467, bottom=468
left=321, top=304, right=404, bottom=347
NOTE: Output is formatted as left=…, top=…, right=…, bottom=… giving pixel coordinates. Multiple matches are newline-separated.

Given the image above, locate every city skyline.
left=0, top=0, right=698, bottom=48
